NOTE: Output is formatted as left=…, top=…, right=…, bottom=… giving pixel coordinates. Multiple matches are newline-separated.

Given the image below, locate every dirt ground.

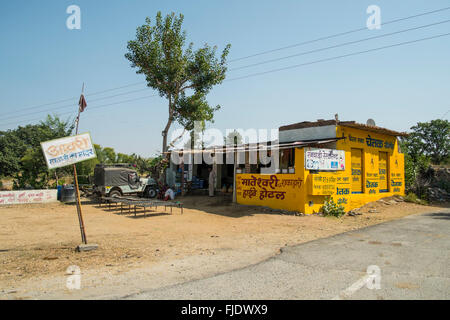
left=0, top=195, right=447, bottom=299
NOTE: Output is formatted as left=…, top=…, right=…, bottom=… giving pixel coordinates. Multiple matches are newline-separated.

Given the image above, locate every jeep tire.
left=109, top=189, right=122, bottom=198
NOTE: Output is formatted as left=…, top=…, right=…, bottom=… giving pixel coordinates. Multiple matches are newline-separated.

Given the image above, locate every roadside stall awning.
left=166, top=137, right=342, bottom=155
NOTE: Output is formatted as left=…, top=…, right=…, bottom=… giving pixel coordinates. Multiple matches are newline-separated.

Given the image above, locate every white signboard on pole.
left=305, top=148, right=345, bottom=171
left=41, top=133, right=96, bottom=169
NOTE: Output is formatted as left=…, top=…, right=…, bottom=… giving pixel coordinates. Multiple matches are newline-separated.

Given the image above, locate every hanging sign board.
left=305, top=148, right=345, bottom=171
left=41, top=133, right=96, bottom=169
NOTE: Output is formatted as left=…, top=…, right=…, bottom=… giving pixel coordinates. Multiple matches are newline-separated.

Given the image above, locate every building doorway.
left=379, top=151, right=389, bottom=192
left=351, top=148, right=363, bottom=194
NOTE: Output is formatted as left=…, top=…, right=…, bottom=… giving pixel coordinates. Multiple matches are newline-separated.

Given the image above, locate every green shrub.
left=404, top=192, right=417, bottom=202
left=77, top=175, right=90, bottom=185
left=404, top=192, right=428, bottom=205
left=437, top=179, right=450, bottom=193
left=322, top=196, right=346, bottom=217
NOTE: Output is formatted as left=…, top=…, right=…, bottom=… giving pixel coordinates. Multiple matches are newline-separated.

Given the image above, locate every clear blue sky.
left=0, top=0, right=449, bottom=157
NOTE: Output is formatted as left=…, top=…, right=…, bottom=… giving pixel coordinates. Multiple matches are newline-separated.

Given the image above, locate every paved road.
left=126, top=210, right=450, bottom=299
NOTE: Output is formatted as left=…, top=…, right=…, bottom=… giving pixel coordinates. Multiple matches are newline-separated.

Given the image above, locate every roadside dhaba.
left=235, top=119, right=407, bottom=214
left=166, top=119, right=407, bottom=214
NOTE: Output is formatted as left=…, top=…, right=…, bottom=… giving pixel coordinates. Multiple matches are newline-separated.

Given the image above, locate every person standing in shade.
left=208, top=167, right=216, bottom=197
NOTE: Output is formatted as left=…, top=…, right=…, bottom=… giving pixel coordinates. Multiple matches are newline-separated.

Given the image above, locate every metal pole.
left=233, top=150, right=237, bottom=203
left=73, top=163, right=87, bottom=244
left=73, top=83, right=88, bottom=244
left=181, top=158, right=184, bottom=196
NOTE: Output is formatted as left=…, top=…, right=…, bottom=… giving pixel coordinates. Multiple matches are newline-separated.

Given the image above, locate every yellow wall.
left=236, top=172, right=305, bottom=212
left=236, top=125, right=405, bottom=214
left=334, top=125, right=405, bottom=212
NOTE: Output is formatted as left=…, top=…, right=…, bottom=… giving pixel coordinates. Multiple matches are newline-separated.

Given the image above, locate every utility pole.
left=73, top=83, right=97, bottom=251
left=181, top=156, right=185, bottom=196
left=233, top=147, right=237, bottom=203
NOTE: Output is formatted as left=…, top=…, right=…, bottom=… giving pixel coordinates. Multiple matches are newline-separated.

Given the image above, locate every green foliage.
left=1, top=115, right=75, bottom=189
left=1, top=116, right=155, bottom=189
left=174, top=92, right=220, bottom=131
left=48, top=177, right=68, bottom=189
left=0, top=130, right=23, bottom=177
left=407, top=119, right=450, bottom=165
left=224, top=130, right=243, bottom=146
left=134, top=156, right=154, bottom=175
left=148, top=155, right=169, bottom=180
left=93, top=144, right=106, bottom=163
left=0, top=115, right=74, bottom=179
left=75, top=157, right=99, bottom=184
left=404, top=192, right=428, bottom=205
left=125, top=11, right=230, bottom=152
left=322, top=196, right=346, bottom=217
left=102, top=147, right=117, bottom=163
left=401, top=139, right=431, bottom=193
left=400, top=119, right=449, bottom=198
left=436, top=179, right=450, bottom=193
left=77, top=144, right=154, bottom=177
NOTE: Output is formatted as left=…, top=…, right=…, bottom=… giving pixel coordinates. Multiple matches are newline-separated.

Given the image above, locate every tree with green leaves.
left=400, top=138, right=430, bottom=195
left=101, top=147, right=117, bottom=164
left=400, top=119, right=450, bottom=196
left=0, top=115, right=75, bottom=189
left=147, top=155, right=169, bottom=180
left=125, top=11, right=230, bottom=153
left=1, top=116, right=158, bottom=188
left=408, top=119, right=450, bottom=164
left=133, top=155, right=153, bottom=175
left=0, top=129, right=24, bottom=177
left=224, top=130, right=243, bottom=146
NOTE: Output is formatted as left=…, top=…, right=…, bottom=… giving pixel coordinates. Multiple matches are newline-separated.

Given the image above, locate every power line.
left=3, top=33, right=448, bottom=128
left=0, top=94, right=158, bottom=128
left=84, top=81, right=144, bottom=96
left=229, top=6, right=450, bottom=62
left=5, top=6, right=449, bottom=117
left=226, top=32, right=450, bottom=82
left=230, top=19, right=450, bottom=71
left=0, top=87, right=153, bottom=122
left=5, top=15, right=445, bottom=122
left=2, top=81, right=144, bottom=117
left=17, top=14, right=442, bottom=122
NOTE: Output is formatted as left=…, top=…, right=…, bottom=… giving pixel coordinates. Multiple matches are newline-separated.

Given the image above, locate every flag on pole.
left=78, top=94, right=87, bottom=113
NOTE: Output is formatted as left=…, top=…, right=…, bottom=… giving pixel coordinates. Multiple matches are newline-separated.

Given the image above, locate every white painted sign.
left=305, top=148, right=345, bottom=171
left=0, top=190, right=57, bottom=206
left=41, top=133, right=96, bottom=169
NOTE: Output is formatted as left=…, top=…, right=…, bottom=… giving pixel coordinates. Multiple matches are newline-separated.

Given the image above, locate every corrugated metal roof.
left=167, top=138, right=340, bottom=154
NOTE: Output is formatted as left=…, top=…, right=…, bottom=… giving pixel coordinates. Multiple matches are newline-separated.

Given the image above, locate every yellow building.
left=236, top=119, right=407, bottom=214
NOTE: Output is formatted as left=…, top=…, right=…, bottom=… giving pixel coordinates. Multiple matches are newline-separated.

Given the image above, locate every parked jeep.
left=93, top=164, right=157, bottom=198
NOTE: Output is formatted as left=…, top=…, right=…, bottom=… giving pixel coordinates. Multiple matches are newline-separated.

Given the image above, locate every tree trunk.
left=162, top=128, right=168, bottom=153
left=162, top=96, right=174, bottom=153
left=162, top=118, right=173, bottom=153
left=168, top=129, right=186, bottom=149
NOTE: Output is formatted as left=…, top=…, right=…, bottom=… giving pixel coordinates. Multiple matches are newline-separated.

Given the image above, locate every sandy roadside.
left=0, top=196, right=447, bottom=299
